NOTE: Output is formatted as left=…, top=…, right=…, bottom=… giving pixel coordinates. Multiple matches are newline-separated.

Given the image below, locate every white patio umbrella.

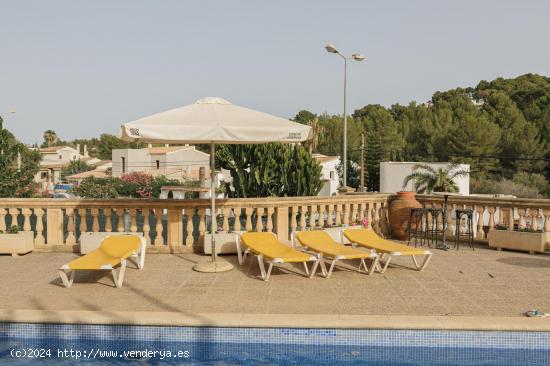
left=120, top=97, right=312, bottom=272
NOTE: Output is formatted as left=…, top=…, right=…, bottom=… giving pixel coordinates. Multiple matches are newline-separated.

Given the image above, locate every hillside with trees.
left=295, top=73, right=550, bottom=197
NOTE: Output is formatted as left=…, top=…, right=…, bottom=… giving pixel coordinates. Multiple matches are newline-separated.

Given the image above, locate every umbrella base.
left=193, top=259, right=234, bottom=273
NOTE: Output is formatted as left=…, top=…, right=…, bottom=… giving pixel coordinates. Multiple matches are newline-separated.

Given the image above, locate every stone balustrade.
left=416, top=194, right=550, bottom=241
left=0, top=194, right=391, bottom=253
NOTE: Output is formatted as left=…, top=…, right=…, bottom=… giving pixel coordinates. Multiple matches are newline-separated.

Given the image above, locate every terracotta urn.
left=389, top=191, right=422, bottom=240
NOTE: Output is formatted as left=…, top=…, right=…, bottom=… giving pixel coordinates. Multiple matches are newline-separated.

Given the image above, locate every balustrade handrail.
left=416, top=194, right=550, bottom=209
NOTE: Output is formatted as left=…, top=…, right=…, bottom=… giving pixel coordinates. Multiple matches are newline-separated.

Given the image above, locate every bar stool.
left=408, top=208, right=429, bottom=248
left=454, top=209, right=474, bottom=250
left=426, top=208, right=444, bottom=248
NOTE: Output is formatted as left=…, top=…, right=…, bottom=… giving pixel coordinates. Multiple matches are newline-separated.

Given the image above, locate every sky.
left=1, top=0, right=550, bottom=144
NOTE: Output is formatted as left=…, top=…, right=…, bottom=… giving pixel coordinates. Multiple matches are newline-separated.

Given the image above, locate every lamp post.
left=325, top=43, right=365, bottom=188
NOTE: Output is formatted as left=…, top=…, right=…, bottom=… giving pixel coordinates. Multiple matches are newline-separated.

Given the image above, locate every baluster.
left=317, top=205, right=325, bottom=228
left=530, top=209, right=539, bottom=232
left=358, top=203, right=365, bottom=222
left=155, top=209, right=164, bottom=246
left=488, top=207, right=496, bottom=231
left=290, top=206, right=298, bottom=233
left=498, top=206, right=506, bottom=225
left=435, top=203, right=443, bottom=232
left=116, top=208, right=125, bottom=232
left=334, top=204, right=342, bottom=226
left=543, top=210, right=550, bottom=233
left=255, top=207, right=264, bottom=232
left=508, top=207, right=515, bottom=231
left=308, top=205, right=316, bottom=229
left=266, top=207, right=274, bottom=233
left=142, top=209, right=151, bottom=245
left=366, top=203, right=373, bottom=226
left=299, top=206, right=307, bottom=230
left=91, top=208, right=100, bottom=232
left=350, top=203, right=358, bottom=226
left=198, top=208, right=206, bottom=237
left=245, top=208, right=253, bottom=231
left=185, top=207, right=194, bottom=247
left=233, top=207, right=242, bottom=232
left=221, top=208, right=229, bottom=232
left=342, top=204, right=350, bottom=226
left=65, top=208, right=76, bottom=245
left=518, top=208, right=527, bottom=230
left=326, top=204, right=334, bottom=227
left=8, top=209, right=19, bottom=230
left=104, top=208, right=112, bottom=232
left=34, top=208, right=45, bottom=245
left=475, top=206, right=484, bottom=239
left=373, top=202, right=380, bottom=224
left=129, top=209, right=138, bottom=233
left=446, top=203, right=454, bottom=237
left=21, top=208, right=31, bottom=232
left=79, top=209, right=88, bottom=238
left=0, top=208, right=6, bottom=231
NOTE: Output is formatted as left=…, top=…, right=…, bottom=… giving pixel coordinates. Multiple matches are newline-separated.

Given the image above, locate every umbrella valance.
left=120, top=97, right=312, bottom=144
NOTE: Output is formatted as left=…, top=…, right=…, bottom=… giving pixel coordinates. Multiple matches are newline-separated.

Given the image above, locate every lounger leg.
left=326, top=259, right=337, bottom=278
left=257, top=255, right=267, bottom=280
left=309, top=259, right=320, bottom=278
left=138, top=250, right=146, bottom=270
left=59, top=269, right=74, bottom=288
left=417, top=254, right=432, bottom=271
left=380, top=256, right=392, bottom=274
left=358, top=258, right=366, bottom=272
left=319, top=256, right=328, bottom=278
left=236, top=237, right=244, bottom=265
left=367, top=256, right=380, bottom=275
left=412, top=255, right=419, bottom=268
left=112, top=259, right=127, bottom=288
left=303, top=262, right=310, bottom=276
left=264, top=262, right=274, bottom=281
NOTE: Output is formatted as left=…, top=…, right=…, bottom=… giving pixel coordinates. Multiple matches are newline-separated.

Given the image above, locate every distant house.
left=312, top=154, right=341, bottom=196
left=33, top=145, right=89, bottom=190
left=379, top=162, right=470, bottom=195
left=111, top=145, right=210, bottom=182
left=66, top=161, right=112, bottom=185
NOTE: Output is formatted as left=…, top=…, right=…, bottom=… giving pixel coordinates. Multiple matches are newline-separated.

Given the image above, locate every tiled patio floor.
left=1, top=244, right=550, bottom=317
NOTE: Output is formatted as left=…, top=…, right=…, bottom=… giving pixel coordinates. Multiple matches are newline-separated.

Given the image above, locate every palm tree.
left=402, top=163, right=470, bottom=194
left=43, top=130, right=58, bottom=148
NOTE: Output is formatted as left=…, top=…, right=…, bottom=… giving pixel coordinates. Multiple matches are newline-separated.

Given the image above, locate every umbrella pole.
left=211, top=142, right=216, bottom=263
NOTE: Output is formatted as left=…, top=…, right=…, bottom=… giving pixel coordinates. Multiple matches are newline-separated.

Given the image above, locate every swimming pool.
left=1, top=324, right=549, bottom=365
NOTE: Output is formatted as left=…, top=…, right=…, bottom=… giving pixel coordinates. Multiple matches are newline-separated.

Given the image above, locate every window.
left=156, top=160, right=160, bottom=169
left=330, top=171, right=334, bottom=180
left=121, top=157, right=126, bottom=173
left=41, top=172, right=48, bottom=179
left=59, top=155, right=62, bottom=159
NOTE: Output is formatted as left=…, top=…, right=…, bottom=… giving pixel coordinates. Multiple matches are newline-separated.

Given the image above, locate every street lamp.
left=325, top=43, right=365, bottom=188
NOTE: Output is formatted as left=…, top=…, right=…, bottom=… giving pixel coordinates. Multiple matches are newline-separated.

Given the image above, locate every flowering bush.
left=121, top=172, right=153, bottom=198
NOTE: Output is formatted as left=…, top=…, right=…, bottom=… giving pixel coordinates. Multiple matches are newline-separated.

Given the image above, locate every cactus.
left=217, top=143, right=322, bottom=197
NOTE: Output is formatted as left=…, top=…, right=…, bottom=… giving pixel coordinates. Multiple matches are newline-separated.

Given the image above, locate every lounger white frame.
left=236, top=232, right=320, bottom=281
left=341, top=229, right=432, bottom=273
left=291, top=232, right=380, bottom=278
left=58, top=235, right=146, bottom=288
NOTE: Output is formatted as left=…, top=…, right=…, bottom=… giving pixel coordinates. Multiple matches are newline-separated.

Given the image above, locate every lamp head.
left=352, top=53, right=365, bottom=61
left=325, top=43, right=339, bottom=54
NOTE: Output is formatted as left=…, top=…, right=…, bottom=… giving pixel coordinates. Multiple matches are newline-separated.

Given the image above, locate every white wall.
left=41, top=147, right=80, bottom=163
left=380, top=162, right=470, bottom=195
left=316, top=157, right=340, bottom=196
left=111, top=149, right=149, bottom=177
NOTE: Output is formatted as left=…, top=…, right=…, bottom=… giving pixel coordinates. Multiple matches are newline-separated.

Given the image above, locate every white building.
left=34, top=145, right=91, bottom=190
left=312, top=154, right=341, bottom=196
left=380, top=162, right=470, bottom=195
left=111, top=145, right=210, bottom=182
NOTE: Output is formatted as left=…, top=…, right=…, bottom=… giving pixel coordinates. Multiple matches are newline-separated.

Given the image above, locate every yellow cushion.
left=65, top=235, right=141, bottom=270
left=240, top=232, right=312, bottom=262
left=295, top=231, right=375, bottom=259
left=343, top=229, right=429, bottom=255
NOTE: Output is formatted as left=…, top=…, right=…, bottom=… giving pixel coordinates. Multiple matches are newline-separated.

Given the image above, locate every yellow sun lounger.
left=59, top=235, right=146, bottom=288
left=293, top=230, right=379, bottom=278
left=343, top=229, right=432, bottom=273
left=237, top=232, right=320, bottom=281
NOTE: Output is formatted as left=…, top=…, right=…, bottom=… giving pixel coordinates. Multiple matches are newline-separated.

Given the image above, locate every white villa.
left=111, top=145, right=210, bottom=182
left=312, top=154, right=341, bottom=196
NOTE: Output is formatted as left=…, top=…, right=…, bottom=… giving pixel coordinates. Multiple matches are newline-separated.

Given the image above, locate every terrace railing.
left=0, top=194, right=391, bottom=253
left=416, top=194, right=550, bottom=241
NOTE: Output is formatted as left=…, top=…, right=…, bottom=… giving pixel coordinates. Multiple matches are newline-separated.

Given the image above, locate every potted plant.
left=0, top=225, right=34, bottom=256
left=488, top=224, right=550, bottom=254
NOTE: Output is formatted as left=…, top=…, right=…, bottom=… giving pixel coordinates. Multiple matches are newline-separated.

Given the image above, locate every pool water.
left=1, top=325, right=549, bottom=365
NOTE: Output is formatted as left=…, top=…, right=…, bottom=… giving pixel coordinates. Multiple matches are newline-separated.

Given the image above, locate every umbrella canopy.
left=120, top=97, right=312, bottom=144
left=120, top=97, right=312, bottom=272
